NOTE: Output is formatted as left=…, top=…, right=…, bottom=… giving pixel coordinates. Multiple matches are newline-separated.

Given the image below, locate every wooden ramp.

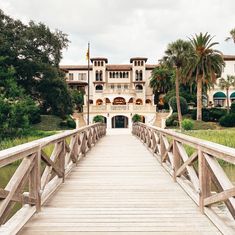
left=19, top=129, right=220, bottom=235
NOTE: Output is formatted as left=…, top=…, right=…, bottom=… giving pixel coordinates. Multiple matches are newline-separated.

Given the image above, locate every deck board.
left=18, top=129, right=221, bottom=235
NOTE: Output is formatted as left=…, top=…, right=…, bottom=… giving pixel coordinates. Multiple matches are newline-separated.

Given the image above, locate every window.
left=95, top=85, right=103, bottom=91
left=110, top=72, right=113, bottom=78
left=141, top=61, right=144, bottom=66
left=94, top=61, right=97, bottom=66
left=117, top=84, right=121, bottom=89
left=68, top=73, right=74, bottom=80
left=111, top=84, right=115, bottom=89
left=101, top=61, right=104, bottom=66
left=78, top=73, right=86, bottom=81
left=124, top=85, right=128, bottom=89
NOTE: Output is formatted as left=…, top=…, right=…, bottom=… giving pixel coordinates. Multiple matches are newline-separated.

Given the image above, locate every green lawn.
left=184, top=128, right=235, bottom=148
left=0, top=115, right=71, bottom=151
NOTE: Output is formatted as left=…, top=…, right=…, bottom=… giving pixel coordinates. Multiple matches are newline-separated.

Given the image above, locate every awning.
left=213, top=92, right=226, bottom=99
left=230, top=92, right=235, bottom=99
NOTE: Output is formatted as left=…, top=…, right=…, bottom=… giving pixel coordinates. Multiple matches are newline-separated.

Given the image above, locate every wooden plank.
left=18, top=130, right=222, bottom=235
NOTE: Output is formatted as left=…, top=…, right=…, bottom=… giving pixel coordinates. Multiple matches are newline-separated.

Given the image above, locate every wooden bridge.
left=0, top=123, right=235, bottom=235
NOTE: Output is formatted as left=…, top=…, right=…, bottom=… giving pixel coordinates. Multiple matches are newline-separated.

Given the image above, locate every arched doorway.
left=146, top=99, right=151, bottom=104
left=113, top=97, right=126, bottom=105
left=112, top=115, right=128, bottom=128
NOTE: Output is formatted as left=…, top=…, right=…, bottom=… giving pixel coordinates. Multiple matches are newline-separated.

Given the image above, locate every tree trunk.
left=175, top=69, right=182, bottom=129
left=197, top=76, right=202, bottom=121
left=226, top=88, right=230, bottom=114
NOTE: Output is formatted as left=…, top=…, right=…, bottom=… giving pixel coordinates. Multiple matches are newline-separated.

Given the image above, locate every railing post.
left=29, top=149, right=41, bottom=212
left=173, top=140, right=181, bottom=182
left=198, top=149, right=211, bottom=213
left=160, top=134, right=165, bottom=164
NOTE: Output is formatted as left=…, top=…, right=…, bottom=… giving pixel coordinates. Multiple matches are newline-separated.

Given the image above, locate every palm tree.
left=189, top=32, right=225, bottom=121
left=225, top=28, right=235, bottom=43
left=150, top=66, right=174, bottom=94
left=163, top=39, right=194, bottom=129
left=218, top=75, right=235, bottom=113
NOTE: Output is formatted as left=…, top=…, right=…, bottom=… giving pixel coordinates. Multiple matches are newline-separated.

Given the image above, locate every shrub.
left=166, top=112, right=178, bottom=127
left=132, top=114, right=141, bottom=123
left=219, top=114, right=235, bottom=127
left=59, top=116, right=76, bottom=129
left=169, top=96, right=188, bottom=115
left=209, top=108, right=226, bottom=122
left=182, top=119, right=194, bottom=130
left=191, top=108, right=210, bottom=122
left=231, top=103, right=235, bottom=113
left=93, top=115, right=104, bottom=123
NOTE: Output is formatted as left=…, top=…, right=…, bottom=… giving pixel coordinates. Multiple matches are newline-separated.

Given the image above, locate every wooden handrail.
left=132, top=122, right=235, bottom=235
left=0, top=123, right=106, bottom=235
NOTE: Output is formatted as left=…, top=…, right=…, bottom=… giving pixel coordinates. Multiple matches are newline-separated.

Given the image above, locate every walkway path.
left=19, top=129, right=220, bottom=235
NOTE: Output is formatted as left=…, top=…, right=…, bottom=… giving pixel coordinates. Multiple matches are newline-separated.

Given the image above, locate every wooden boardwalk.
left=18, top=129, right=221, bottom=235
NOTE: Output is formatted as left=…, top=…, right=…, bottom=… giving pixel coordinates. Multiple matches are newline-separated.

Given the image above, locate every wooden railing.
left=132, top=122, right=235, bottom=235
left=0, top=123, right=106, bottom=235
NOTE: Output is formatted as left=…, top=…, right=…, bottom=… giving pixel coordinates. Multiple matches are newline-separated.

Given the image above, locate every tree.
left=0, top=57, right=40, bottom=138
left=218, top=75, right=235, bottom=113
left=189, top=33, right=225, bottom=121
left=225, top=28, right=235, bottom=43
left=150, top=66, right=174, bottom=94
left=163, top=39, right=194, bottom=129
left=0, top=10, right=72, bottom=117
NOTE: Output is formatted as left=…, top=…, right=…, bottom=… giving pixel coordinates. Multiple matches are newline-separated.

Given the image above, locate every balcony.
left=83, top=103, right=156, bottom=114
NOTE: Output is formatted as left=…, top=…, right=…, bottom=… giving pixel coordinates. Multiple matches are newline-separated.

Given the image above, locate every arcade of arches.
left=95, top=97, right=146, bottom=105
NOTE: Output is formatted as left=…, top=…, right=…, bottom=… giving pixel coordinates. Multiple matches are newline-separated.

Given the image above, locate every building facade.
left=207, top=55, right=235, bottom=107
left=60, top=57, right=157, bottom=128
left=60, top=54, right=235, bottom=128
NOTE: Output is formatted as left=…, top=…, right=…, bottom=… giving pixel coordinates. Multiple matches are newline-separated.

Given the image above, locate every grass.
left=183, top=128, right=235, bottom=149
left=0, top=129, right=57, bottom=151
left=32, top=115, right=70, bottom=131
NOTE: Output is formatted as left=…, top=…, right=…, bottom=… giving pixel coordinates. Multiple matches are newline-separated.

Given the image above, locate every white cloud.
left=1, top=0, right=235, bottom=65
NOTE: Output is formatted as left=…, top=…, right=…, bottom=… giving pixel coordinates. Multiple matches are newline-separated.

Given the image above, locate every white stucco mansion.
left=60, top=57, right=157, bottom=128
left=60, top=55, right=235, bottom=128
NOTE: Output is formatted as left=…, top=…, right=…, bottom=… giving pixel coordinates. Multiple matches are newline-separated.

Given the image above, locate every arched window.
left=126, top=72, right=129, bottom=78
left=213, top=92, right=226, bottom=107
left=105, top=98, right=111, bottom=104
left=146, top=99, right=151, bottom=104
left=110, top=72, right=112, bottom=78
left=136, top=98, right=143, bottom=105
left=128, top=98, right=133, bottom=103
left=98, top=61, right=100, bottom=66
left=112, top=72, right=115, bottom=78
left=96, top=99, right=103, bottom=105
left=94, top=61, right=97, bottom=66
left=137, top=61, right=140, bottom=66
left=136, top=84, right=143, bottom=90
left=96, top=85, right=103, bottom=91
left=120, top=72, right=123, bottom=78
left=134, top=61, right=137, bottom=66
left=89, top=99, right=93, bottom=104
left=116, top=72, right=119, bottom=78
left=141, top=61, right=143, bottom=66
left=113, top=97, right=126, bottom=105
left=101, top=61, right=104, bottom=66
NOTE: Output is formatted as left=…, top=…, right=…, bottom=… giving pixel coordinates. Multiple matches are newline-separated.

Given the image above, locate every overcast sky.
left=1, top=0, right=235, bottom=65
